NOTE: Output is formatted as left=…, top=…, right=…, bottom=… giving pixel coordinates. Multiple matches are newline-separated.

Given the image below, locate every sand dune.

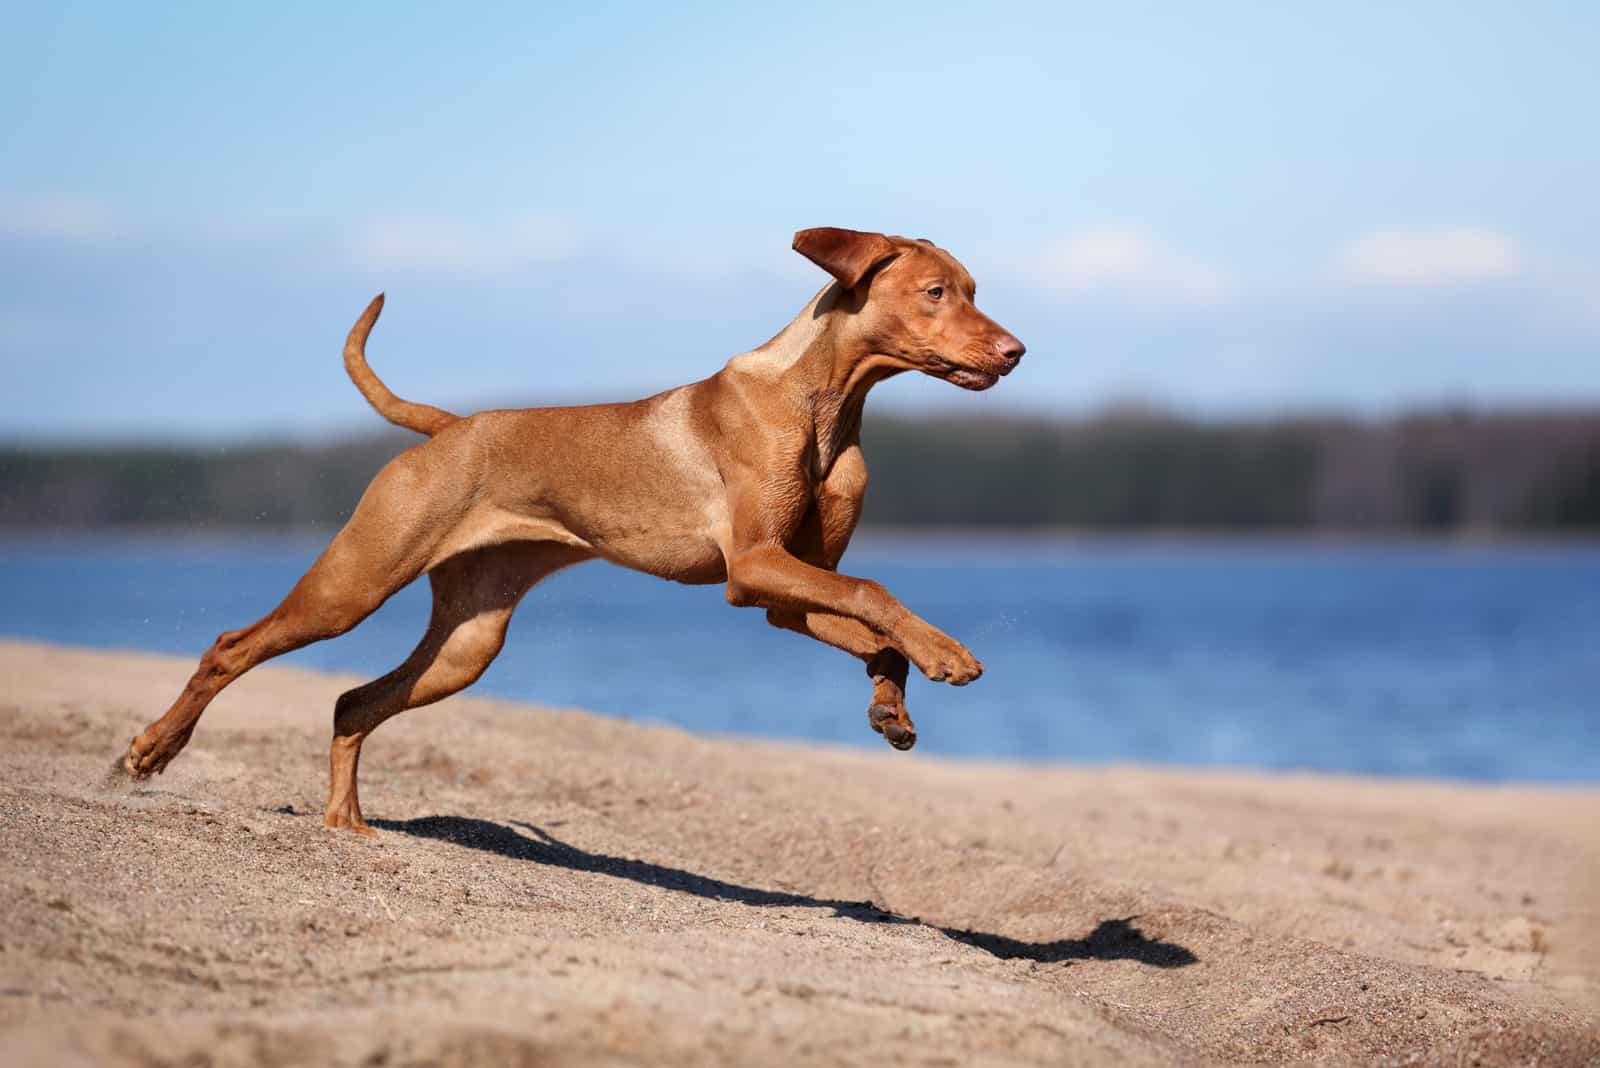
left=0, top=639, right=1595, bottom=1065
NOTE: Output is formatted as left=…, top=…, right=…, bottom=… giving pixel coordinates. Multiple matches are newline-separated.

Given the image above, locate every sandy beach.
left=1, top=638, right=1595, bottom=1065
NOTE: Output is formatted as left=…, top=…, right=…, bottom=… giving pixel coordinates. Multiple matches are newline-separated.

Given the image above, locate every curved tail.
left=343, top=294, right=459, bottom=437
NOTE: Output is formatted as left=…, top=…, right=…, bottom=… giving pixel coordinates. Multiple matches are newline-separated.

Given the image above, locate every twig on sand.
left=373, top=893, right=397, bottom=923
left=1076, top=990, right=1134, bottom=1010
left=1308, top=1014, right=1351, bottom=1027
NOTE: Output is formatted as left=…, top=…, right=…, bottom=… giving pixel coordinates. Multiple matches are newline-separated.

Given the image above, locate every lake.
left=2, top=533, right=1596, bottom=783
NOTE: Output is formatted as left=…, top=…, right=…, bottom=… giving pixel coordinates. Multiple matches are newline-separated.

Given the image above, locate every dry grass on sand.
left=1, top=639, right=1596, bottom=1065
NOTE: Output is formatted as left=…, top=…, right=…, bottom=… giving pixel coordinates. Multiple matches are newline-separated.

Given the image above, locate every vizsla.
left=123, top=227, right=1025, bottom=834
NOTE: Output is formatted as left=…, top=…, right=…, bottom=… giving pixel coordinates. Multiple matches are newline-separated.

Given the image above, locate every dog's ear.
left=792, top=227, right=898, bottom=289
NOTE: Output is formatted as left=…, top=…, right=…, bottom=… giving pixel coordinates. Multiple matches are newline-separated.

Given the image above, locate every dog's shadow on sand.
left=372, top=815, right=1197, bottom=969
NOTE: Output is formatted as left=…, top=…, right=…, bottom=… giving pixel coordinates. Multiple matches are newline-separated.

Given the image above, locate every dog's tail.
left=343, top=294, right=459, bottom=437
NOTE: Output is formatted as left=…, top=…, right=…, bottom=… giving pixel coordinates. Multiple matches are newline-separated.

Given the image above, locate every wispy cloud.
left=1001, top=220, right=1598, bottom=339
left=1333, top=226, right=1524, bottom=288
left=1021, top=223, right=1236, bottom=310
left=1325, top=225, right=1600, bottom=337
left=346, top=215, right=585, bottom=273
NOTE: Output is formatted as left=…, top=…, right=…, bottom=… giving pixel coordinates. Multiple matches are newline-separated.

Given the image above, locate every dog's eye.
left=926, top=286, right=944, bottom=300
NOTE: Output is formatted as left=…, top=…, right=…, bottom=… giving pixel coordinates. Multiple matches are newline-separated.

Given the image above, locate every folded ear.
left=792, top=227, right=898, bottom=289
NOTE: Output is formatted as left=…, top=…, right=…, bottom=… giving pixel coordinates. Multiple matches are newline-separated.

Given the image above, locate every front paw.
left=905, top=637, right=981, bottom=686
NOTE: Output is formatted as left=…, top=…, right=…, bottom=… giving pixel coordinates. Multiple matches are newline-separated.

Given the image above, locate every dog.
left=123, top=227, right=1025, bottom=834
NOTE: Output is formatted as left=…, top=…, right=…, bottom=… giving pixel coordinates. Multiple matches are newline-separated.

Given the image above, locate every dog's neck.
left=805, top=347, right=903, bottom=478
left=729, top=284, right=904, bottom=477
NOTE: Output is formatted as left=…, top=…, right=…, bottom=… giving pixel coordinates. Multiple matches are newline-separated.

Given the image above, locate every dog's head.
left=793, top=226, right=1024, bottom=391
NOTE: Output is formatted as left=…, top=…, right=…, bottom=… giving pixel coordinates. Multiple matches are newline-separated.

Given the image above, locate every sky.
left=3, top=1, right=1597, bottom=441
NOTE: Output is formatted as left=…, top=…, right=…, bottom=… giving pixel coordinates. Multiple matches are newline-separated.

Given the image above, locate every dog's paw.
left=123, top=730, right=185, bottom=780
left=908, top=626, right=979, bottom=684
left=868, top=702, right=917, bottom=750
left=908, top=633, right=983, bottom=686
left=926, top=656, right=983, bottom=686
left=123, top=737, right=157, bottom=780
left=323, top=809, right=378, bottom=837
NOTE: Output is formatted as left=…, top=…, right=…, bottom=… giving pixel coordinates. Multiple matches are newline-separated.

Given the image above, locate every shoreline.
left=1, top=626, right=1597, bottom=791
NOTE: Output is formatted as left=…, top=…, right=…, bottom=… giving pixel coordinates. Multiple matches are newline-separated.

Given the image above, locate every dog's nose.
left=995, top=334, right=1025, bottom=363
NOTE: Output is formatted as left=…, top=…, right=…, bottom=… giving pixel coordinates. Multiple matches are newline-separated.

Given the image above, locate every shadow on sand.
left=373, top=815, right=1197, bottom=969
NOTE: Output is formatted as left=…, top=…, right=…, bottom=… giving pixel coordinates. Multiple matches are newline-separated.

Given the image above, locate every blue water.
left=2, top=534, right=1596, bottom=782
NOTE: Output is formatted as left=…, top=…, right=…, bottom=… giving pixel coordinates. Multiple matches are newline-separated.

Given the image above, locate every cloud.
left=346, top=215, right=584, bottom=273
left=1021, top=223, right=1235, bottom=310
left=1333, top=226, right=1524, bottom=288
left=0, top=192, right=117, bottom=242
left=1326, top=225, right=1600, bottom=337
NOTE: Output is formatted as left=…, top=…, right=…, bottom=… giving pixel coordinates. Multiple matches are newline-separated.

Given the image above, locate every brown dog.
left=123, top=227, right=1025, bottom=834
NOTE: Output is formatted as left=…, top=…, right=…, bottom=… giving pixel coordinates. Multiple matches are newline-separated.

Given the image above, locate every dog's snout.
left=995, top=334, right=1025, bottom=363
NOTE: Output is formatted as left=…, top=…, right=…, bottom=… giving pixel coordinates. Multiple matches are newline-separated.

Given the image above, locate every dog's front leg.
left=725, top=543, right=981, bottom=685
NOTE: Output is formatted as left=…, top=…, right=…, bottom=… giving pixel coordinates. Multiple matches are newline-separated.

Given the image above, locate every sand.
left=0, top=638, right=1595, bottom=1066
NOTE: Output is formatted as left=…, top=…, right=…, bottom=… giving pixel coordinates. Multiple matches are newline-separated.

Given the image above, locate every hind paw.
left=868, top=702, right=917, bottom=751
left=323, top=810, right=377, bottom=837
left=123, top=730, right=187, bottom=779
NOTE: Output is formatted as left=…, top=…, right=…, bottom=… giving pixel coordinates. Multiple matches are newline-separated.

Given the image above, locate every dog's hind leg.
left=862, top=647, right=914, bottom=749
left=766, top=610, right=916, bottom=750
left=323, top=540, right=587, bottom=835
left=124, top=455, right=458, bottom=779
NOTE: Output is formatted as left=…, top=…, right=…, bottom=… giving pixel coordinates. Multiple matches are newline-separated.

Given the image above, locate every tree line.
left=2, top=407, right=1598, bottom=533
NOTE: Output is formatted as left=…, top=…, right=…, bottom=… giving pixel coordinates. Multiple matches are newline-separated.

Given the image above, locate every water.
left=2, top=533, right=1596, bottom=782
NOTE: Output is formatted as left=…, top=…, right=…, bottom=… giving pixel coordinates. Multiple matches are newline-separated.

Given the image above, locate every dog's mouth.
left=925, top=356, right=1012, bottom=392
left=944, top=367, right=1000, bottom=391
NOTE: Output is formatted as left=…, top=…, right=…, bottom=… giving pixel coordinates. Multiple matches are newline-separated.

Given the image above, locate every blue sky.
left=3, top=2, right=1597, bottom=440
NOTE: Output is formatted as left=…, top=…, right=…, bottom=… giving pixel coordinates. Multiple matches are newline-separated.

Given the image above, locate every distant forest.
left=3, top=407, right=1599, bottom=534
